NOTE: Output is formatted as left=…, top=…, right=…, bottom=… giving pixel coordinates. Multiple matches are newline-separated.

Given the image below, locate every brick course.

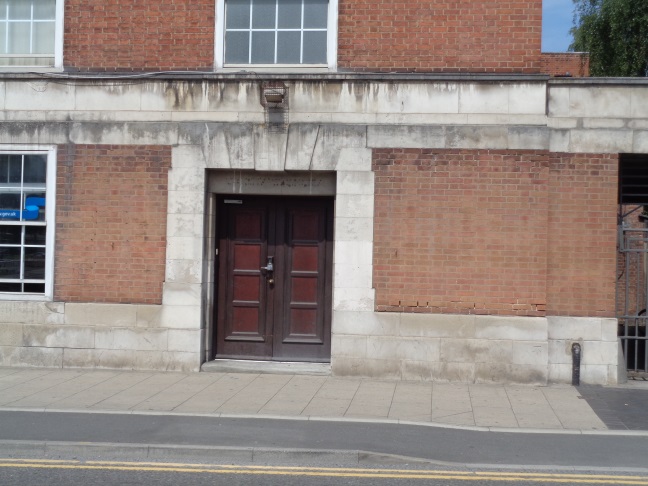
left=373, top=149, right=617, bottom=317
left=338, top=0, right=543, bottom=73
left=64, top=0, right=215, bottom=71
left=55, top=145, right=170, bottom=304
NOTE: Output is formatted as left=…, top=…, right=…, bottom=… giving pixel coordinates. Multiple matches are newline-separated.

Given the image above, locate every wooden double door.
left=215, top=196, right=333, bottom=362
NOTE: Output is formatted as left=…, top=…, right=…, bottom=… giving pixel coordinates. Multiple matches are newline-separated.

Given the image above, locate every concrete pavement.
left=0, top=366, right=627, bottom=432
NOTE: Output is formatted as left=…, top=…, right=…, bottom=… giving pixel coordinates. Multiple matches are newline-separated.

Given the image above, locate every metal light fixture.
left=260, top=82, right=288, bottom=108
left=260, top=81, right=289, bottom=132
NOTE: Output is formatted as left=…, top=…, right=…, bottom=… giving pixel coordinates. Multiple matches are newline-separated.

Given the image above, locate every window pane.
left=23, top=282, right=44, bottom=293
left=7, top=155, right=21, bottom=183
left=24, top=247, right=44, bottom=279
left=8, top=21, right=30, bottom=54
left=32, top=21, right=53, bottom=54
left=9, top=0, right=31, bottom=19
left=24, top=191, right=45, bottom=221
left=0, top=226, right=20, bottom=244
left=225, top=31, right=250, bottom=63
left=0, top=282, right=21, bottom=292
left=252, top=0, right=275, bottom=29
left=0, top=24, right=5, bottom=54
left=251, top=31, right=275, bottom=63
left=278, top=0, right=301, bottom=29
left=226, top=0, right=250, bottom=29
left=33, top=0, right=55, bottom=20
left=0, top=193, right=21, bottom=215
left=24, top=154, right=46, bottom=184
left=277, top=31, right=300, bottom=63
left=24, top=226, right=45, bottom=245
left=303, top=0, right=327, bottom=28
left=0, top=155, right=8, bottom=183
left=0, top=1, right=7, bottom=20
left=0, top=247, right=20, bottom=278
left=303, top=30, right=326, bottom=63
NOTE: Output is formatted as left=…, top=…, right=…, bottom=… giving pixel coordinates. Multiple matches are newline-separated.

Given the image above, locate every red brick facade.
left=373, top=149, right=617, bottom=317
left=540, top=53, right=590, bottom=77
left=338, top=0, right=543, bottom=73
left=55, top=145, right=171, bottom=304
left=64, top=0, right=215, bottom=71
left=546, top=153, right=618, bottom=316
left=62, top=0, right=545, bottom=73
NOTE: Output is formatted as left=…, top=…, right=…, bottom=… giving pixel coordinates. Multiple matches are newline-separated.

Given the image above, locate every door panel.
left=215, top=197, right=332, bottom=362
left=274, top=203, right=331, bottom=360
left=217, top=201, right=272, bottom=358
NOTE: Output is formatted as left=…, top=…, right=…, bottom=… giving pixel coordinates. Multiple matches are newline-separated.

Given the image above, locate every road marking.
left=0, top=459, right=647, bottom=484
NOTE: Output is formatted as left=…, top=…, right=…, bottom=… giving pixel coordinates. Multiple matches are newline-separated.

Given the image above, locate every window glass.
left=277, top=31, right=300, bottom=63
left=225, top=31, right=250, bottom=63
left=251, top=31, right=275, bottom=63
left=303, top=0, right=326, bottom=28
left=7, top=154, right=21, bottom=183
left=0, top=0, right=57, bottom=66
left=8, top=21, right=30, bottom=53
left=24, top=247, right=45, bottom=279
left=226, top=0, right=250, bottom=29
left=32, top=21, right=54, bottom=54
left=24, top=154, right=46, bottom=183
left=0, top=151, right=51, bottom=295
left=303, top=30, right=326, bottom=63
left=278, top=0, right=301, bottom=28
left=11, top=0, right=31, bottom=18
left=0, top=226, right=20, bottom=244
left=252, top=0, right=275, bottom=29
left=33, top=0, right=55, bottom=19
left=224, top=0, right=329, bottom=65
left=0, top=247, right=20, bottom=278
left=24, top=226, right=45, bottom=245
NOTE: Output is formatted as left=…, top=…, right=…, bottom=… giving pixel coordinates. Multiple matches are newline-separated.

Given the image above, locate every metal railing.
left=617, top=222, right=648, bottom=377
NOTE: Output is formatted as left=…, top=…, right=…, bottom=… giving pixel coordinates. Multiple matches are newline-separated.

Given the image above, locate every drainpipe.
left=571, top=343, right=581, bottom=386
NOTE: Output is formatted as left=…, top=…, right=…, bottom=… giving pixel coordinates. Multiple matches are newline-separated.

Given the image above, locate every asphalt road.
left=0, top=459, right=646, bottom=486
left=0, top=411, right=647, bottom=470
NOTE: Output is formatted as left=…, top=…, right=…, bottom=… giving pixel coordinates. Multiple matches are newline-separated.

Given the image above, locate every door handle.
left=260, top=256, right=274, bottom=274
left=261, top=257, right=274, bottom=284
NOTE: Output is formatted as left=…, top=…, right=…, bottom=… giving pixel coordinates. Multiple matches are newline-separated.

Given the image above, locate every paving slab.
left=48, top=372, right=154, bottom=409
left=0, top=367, right=639, bottom=433
left=216, top=374, right=292, bottom=414
left=173, top=373, right=252, bottom=413
left=6, top=371, right=118, bottom=408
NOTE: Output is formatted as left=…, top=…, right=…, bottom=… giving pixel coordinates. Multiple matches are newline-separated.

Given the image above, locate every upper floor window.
left=0, top=0, right=63, bottom=69
left=217, top=0, right=337, bottom=68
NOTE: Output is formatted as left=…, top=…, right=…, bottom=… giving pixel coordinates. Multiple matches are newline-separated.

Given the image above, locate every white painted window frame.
left=0, top=145, right=56, bottom=301
left=0, top=0, right=64, bottom=70
left=215, top=0, right=337, bottom=70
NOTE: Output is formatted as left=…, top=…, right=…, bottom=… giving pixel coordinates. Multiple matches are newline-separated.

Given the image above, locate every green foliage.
left=570, top=0, right=648, bottom=76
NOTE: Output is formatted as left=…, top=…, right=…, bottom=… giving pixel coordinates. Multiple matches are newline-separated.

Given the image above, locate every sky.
left=542, top=0, right=575, bottom=52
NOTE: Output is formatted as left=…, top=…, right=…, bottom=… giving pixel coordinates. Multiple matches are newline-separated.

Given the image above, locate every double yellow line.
left=1, top=459, right=647, bottom=484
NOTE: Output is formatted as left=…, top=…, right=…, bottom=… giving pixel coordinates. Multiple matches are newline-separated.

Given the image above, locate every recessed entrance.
left=214, top=196, right=333, bottom=362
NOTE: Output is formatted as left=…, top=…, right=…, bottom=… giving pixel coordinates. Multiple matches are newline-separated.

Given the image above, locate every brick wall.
left=64, top=0, right=215, bottom=71
left=546, top=153, right=618, bottom=317
left=372, top=149, right=617, bottom=317
left=63, top=0, right=542, bottom=73
left=338, top=0, right=543, bottom=73
left=55, top=145, right=171, bottom=304
left=540, top=53, right=590, bottom=77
